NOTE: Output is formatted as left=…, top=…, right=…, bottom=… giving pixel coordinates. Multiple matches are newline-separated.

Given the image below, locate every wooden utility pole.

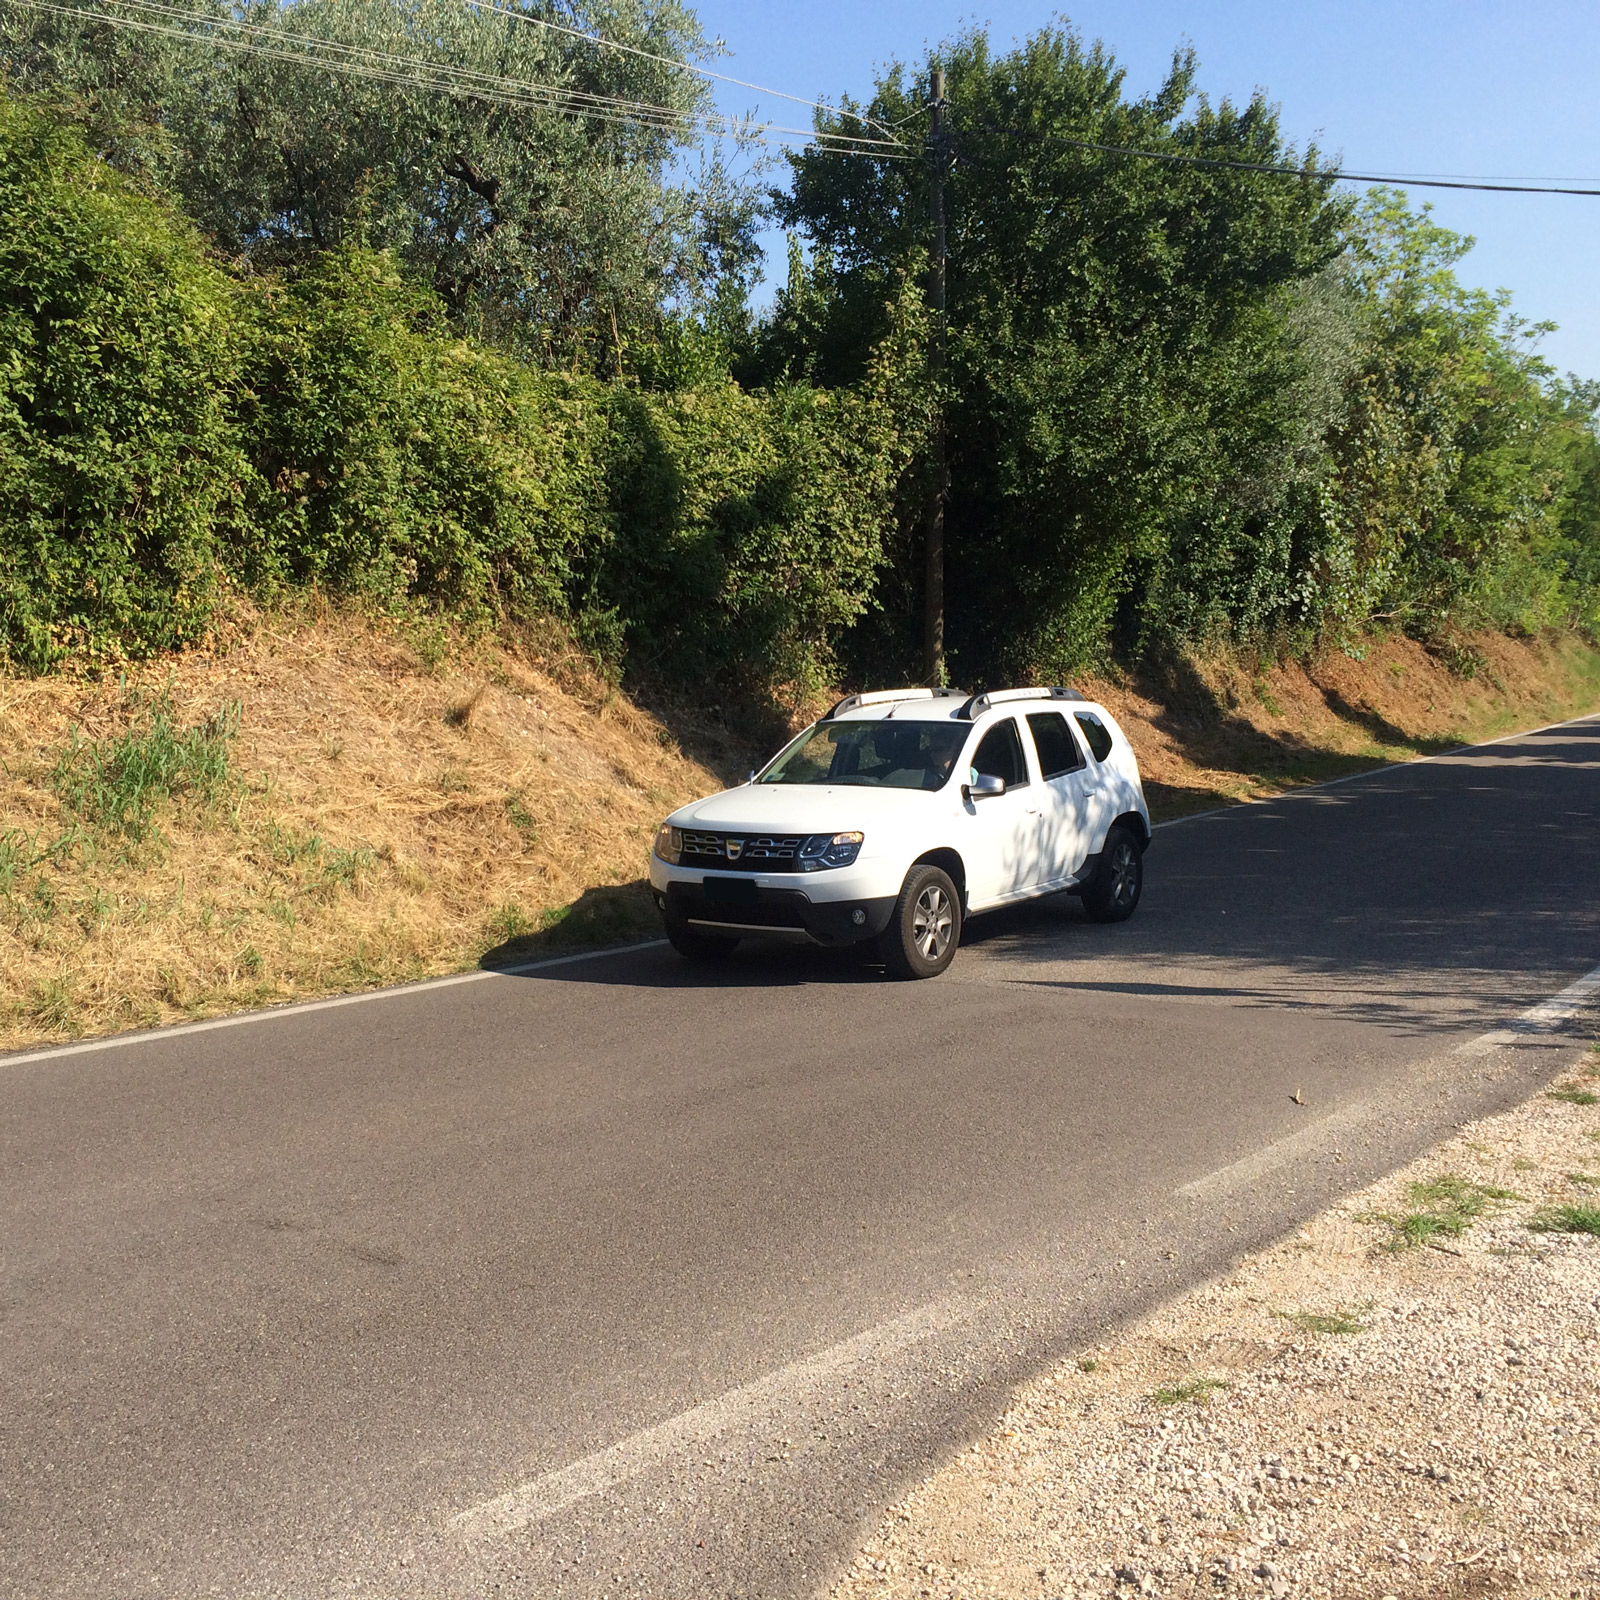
left=922, top=64, right=949, bottom=687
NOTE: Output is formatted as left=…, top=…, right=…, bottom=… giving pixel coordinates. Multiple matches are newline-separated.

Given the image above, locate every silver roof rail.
left=823, top=686, right=968, bottom=719
left=956, top=685, right=1087, bottom=720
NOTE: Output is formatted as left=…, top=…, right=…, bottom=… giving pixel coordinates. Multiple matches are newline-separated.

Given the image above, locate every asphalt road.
left=3, top=714, right=1599, bottom=1600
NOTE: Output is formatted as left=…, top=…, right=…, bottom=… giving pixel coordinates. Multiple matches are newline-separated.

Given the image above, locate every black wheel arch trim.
left=1111, top=811, right=1150, bottom=851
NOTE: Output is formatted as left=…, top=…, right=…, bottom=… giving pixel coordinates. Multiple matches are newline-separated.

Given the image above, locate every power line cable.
left=950, top=126, right=1600, bottom=196
left=472, top=1, right=906, bottom=145
left=15, top=0, right=912, bottom=155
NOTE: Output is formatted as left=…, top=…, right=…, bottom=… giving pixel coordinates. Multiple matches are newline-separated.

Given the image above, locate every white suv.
left=649, top=687, right=1150, bottom=978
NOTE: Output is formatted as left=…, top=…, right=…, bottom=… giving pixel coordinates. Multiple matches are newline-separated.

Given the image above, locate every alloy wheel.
left=912, top=884, right=954, bottom=961
left=1110, top=839, right=1139, bottom=908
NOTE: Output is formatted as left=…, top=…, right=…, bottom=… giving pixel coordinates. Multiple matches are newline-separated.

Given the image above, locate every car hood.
left=672, top=783, right=947, bottom=833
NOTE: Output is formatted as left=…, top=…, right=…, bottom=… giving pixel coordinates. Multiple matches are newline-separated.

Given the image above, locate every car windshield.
left=759, top=719, right=969, bottom=791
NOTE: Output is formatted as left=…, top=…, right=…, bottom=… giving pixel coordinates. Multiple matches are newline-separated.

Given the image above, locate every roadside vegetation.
left=2, top=2, right=1600, bottom=1044
left=3, top=7, right=1599, bottom=705
left=2, top=612, right=1595, bottom=1049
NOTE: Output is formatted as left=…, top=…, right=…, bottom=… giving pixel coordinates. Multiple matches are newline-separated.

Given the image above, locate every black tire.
left=1081, top=825, right=1143, bottom=923
left=663, top=911, right=739, bottom=962
left=878, top=865, right=962, bottom=979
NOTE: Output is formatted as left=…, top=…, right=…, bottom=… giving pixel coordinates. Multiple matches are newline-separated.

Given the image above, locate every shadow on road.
left=489, top=719, right=1600, bottom=1036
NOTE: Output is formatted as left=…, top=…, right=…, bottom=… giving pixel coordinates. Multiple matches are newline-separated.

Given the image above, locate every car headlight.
left=654, top=823, right=683, bottom=865
left=799, top=830, right=864, bottom=871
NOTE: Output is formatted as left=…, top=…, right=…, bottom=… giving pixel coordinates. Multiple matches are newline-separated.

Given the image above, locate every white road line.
left=0, top=940, right=668, bottom=1071
left=1453, top=962, right=1600, bottom=1057
left=1176, top=1099, right=1377, bottom=1199
left=451, top=1296, right=974, bottom=1543
left=1153, top=708, right=1600, bottom=831
left=1178, top=960, right=1600, bottom=1198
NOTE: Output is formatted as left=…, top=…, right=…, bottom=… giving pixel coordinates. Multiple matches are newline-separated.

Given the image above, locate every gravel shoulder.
left=831, top=1046, right=1600, bottom=1600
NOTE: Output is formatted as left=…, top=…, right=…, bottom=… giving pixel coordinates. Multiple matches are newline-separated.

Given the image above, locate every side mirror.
left=963, top=773, right=1006, bottom=800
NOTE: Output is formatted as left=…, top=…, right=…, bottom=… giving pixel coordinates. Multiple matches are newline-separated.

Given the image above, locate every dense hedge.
left=0, top=97, right=916, bottom=692
left=6, top=79, right=1597, bottom=697
left=0, top=97, right=245, bottom=668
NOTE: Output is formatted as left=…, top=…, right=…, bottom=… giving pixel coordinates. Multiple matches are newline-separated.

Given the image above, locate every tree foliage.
left=762, top=25, right=1600, bottom=681
left=0, top=0, right=759, bottom=367
left=2, top=10, right=1598, bottom=699
left=0, top=92, right=245, bottom=669
left=0, top=93, right=916, bottom=695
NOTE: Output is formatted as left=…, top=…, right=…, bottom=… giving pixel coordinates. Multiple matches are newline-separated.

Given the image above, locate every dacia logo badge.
left=726, top=838, right=744, bottom=861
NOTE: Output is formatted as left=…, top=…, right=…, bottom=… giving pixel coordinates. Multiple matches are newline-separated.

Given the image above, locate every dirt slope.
left=1086, top=630, right=1600, bottom=819
left=2, top=619, right=1597, bottom=1050
left=0, top=614, right=720, bottom=1050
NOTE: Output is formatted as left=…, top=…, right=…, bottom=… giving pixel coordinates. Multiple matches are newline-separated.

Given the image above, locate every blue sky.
left=686, top=0, right=1600, bottom=380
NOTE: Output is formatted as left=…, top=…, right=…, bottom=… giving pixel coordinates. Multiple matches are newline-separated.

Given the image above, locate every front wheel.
left=1081, top=825, right=1143, bottom=923
left=878, top=865, right=962, bottom=979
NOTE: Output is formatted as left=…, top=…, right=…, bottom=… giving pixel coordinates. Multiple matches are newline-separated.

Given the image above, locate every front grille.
left=680, top=831, right=807, bottom=871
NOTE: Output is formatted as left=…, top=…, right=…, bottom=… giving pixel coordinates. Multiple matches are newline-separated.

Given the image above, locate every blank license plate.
left=702, top=875, right=758, bottom=904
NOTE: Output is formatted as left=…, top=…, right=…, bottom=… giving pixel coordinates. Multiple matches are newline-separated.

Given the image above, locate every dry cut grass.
left=1081, top=628, right=1600, bottom=819
left=0, top=613, right=721, bottom=1050
left=3, top=614, right=1599, bottom=1052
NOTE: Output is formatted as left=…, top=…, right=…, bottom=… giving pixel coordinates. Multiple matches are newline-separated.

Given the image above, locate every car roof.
left=824, top=687, right=1103, bottom=724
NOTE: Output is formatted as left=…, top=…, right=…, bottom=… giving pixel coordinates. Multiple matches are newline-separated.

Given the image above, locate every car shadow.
left=483, top=718, right=1600, bottom=1038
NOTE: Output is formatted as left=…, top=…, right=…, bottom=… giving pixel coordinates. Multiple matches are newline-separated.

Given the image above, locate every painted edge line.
left=0, top=939, right=669, bottom=1071
left=1177, top=1098, right=1376, bottom=1199
left=450, top=1295, right=974, bottom=1541
left=1152, top=707, right=1600, bottom=831
left=1177, top=959, right=1600, bottom=1198
left=1453, top=962, right=1600, bottom=1057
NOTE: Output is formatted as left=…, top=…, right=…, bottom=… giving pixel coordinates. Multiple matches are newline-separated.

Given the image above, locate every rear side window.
left=1074, top=712, right=1114, bottom=763
left=970, top=718, right=1029, bottom=787
left=1025, top=712, right=1085, bottom=780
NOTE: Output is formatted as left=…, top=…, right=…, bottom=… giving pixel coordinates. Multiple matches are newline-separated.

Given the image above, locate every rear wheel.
left=663, top=910, right=739, bottom=962
left=878, top=865, right=962, bottom=979
left=1081, top=825, right=1143, bottom=923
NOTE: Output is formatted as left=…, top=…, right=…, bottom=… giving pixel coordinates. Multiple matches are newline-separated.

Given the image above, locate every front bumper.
left=654, top=875, right=897, bottom=947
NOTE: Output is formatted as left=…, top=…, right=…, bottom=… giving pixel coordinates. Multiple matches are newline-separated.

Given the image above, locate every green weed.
left=1529, top=1204, right=1600, bottom=1237
left=27, top=976, right=77, bottom=1033
left=1151, top=1377, right=1230, bottom=1407
left=1077, top=1357, right=1100, bottom=1373
left=1549, top=1086, right=1600, bottom=1107
left=53, top=695, right=240, bottom=841
left=485, top=903, right=537, bottom=944
left=314, top=844, right=372, bottom=898
left=0, top=828, right=37, bottom=894
left=504, top=790, right=540, bottom=848
left=1367, top=1173, right=1520, bottom=1251
left=1252, top=677, right=1283, bottom=716
left=264, top=824, right=371, bottom=898
left=1273, top=1308, right=1367, bottom=1336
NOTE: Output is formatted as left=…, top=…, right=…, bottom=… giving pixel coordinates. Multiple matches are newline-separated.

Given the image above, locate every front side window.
left=969, top=718, right=1029, bottom=787
left=1026, top=711, right=1086, bottom=780
left=1075, top=712, right=1114, bottom=763
left=759, top=719, right=968, bottom=791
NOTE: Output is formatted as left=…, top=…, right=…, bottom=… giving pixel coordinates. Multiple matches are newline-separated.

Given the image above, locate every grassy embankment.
left=2, top=616, right=1598, bottom=1051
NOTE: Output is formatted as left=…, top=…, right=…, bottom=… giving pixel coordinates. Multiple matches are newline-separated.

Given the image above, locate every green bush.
left=0, top=96, right=247, bottom=670
left=235, top=250, right=612, bottom=626
left=0, top=98, right=913, bottom=703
